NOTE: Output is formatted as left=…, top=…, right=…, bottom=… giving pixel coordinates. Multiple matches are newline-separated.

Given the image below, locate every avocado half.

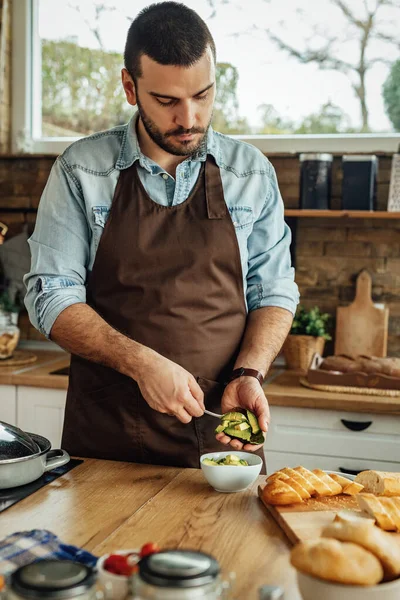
left=215, top=408, right=265, bottom=444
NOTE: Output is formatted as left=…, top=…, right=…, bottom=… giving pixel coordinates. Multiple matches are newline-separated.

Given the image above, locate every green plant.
left=290, top=306, right=332, bottom=340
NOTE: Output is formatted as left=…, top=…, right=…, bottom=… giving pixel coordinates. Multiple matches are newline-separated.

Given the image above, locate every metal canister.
left=299, top=153, right=333, bottom=209
left=6, top=560, right=109, bottom=599
left=128, top=550, right=234, bottom=599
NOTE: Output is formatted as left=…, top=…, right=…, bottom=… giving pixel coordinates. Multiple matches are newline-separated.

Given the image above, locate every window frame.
left=12, top=0, right=400, bottom=155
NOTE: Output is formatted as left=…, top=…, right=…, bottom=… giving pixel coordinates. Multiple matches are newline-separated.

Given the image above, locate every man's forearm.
left=234, top=306, right=293, bottom=376
left=50, top=303, right=151, bottom=380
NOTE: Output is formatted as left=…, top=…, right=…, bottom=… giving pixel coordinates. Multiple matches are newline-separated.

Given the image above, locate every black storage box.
left=342, top=155, right=378, bottom=211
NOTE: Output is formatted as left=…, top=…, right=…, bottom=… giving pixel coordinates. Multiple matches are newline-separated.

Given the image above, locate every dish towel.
left=0, top=530, right=98, bottom=576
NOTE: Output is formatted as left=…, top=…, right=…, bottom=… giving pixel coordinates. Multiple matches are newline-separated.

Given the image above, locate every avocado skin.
left=246, top=410, right=261, bottom=434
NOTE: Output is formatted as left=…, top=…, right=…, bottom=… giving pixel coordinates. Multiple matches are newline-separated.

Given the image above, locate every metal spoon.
left=204, top=409, right=222, bottom=418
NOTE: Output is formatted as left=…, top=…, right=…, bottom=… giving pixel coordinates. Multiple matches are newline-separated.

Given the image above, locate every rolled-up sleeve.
left=24, top=157, right=90, bottom=338
left=246, top=162, right=300, bottom=315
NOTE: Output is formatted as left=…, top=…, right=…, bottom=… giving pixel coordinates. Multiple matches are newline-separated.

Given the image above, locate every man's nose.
left=175, top=102, right=195, bottom=130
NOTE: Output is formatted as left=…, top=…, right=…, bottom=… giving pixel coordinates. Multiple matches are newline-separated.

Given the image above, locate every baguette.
left=322, top=511, right=400, bottom=578
left=355, top=470, right=400, bottom=497
left=268, top=472, right=311, bottom=500
left=329, top=473, right=364, bottom=495
left=262, top=479, right=303, bottom=505
left=290, top=538, right=383, bottom=586
left=357, top=493, right=397, bottom=532
left=312, top=469, right=342, bottom=495
left=293, top=466, right=333, bottom=496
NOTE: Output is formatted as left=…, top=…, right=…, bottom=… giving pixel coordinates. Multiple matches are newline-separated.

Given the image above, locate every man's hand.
left=136, top=349, right=205, bottom=423
left=216, top=377, right=270, bottom=451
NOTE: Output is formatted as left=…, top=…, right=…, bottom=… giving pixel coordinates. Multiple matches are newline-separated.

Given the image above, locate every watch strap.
left=229, top=367, right=264, bottom=386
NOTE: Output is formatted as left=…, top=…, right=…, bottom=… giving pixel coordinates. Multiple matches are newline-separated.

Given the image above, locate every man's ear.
left=121, top=68, right=137, bottom=106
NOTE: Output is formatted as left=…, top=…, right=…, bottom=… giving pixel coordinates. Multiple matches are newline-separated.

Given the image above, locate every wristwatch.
left=228, top=367, right=264, bottom=386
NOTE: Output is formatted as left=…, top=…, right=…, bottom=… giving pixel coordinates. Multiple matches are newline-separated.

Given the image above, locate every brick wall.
left=0, top=153, right=399, bottom=354
left=0, top=0, right=11, bottom=154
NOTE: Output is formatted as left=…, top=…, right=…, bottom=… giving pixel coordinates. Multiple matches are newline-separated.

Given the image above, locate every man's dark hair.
left=124, top=2, right=216, bottom=80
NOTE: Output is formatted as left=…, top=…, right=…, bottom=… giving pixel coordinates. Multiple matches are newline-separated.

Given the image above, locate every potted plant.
left=283, top=305, right=332, bottom=372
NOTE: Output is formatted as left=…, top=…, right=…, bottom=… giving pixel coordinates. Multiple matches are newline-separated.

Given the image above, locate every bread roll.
left=357, top=493, right=397, bottom=532
left=290, top=538, right=383, bottom=585
left=322, top=512, right=400, bottom=578
left=355, top=470, right=400, bottom=497
left=262, top=479, right=303, bottom=505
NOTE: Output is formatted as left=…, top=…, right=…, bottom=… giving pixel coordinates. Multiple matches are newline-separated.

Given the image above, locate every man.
left=24, top=2, right=299, bottom=469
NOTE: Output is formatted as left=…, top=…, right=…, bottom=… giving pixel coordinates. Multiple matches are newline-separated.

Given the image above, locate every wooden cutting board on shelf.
left=335, top=269, right=389, bottom=358
left=258, top=487, right=362, bottom=544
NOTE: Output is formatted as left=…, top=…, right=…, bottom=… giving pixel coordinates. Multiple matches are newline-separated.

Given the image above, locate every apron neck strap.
left=205, top=156, right=227, bottom=220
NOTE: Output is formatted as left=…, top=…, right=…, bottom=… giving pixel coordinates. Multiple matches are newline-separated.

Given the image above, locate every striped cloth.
left=0, top=530, right=98, bottom=576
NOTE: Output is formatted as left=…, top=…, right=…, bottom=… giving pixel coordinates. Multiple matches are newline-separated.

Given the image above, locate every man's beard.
left=136, top=97, right=212, bottom=157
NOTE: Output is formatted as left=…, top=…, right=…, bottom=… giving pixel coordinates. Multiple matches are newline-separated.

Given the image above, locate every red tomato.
left=139, top=542, right=161, bottom=558
left=103, top=554, right=138, bottom=576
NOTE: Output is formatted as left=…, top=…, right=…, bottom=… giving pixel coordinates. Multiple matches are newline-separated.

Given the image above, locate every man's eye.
left=156, top=98, right=175, bottom=107
left=196, top=93, right=208, bottom=101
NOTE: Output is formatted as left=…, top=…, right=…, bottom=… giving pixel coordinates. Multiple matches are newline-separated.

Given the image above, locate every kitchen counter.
left=0, top=458, right=299, bottom=600
left=1, top=350, right=400, bottom=413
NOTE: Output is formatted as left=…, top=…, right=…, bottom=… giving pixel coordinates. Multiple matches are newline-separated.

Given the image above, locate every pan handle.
left=44, top=449, right=70, bottom=472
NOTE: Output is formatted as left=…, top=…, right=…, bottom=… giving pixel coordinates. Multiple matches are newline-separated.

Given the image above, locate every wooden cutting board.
left=258, top=487, right=400, bottom=545
left=334, top=269, right=389, bottom=358
left=258, top=486, right=361, bottom=544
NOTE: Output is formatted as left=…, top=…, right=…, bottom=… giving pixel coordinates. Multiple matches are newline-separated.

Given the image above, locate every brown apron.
left=62, top=155, right=265, bottom=471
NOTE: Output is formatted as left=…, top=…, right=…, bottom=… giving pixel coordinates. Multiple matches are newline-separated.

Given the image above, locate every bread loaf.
left=320, top=354, right=400, bottom=377
left=322, top=511, right=400, bottom=578
left=357, top=493, right=398, bottom=532
left=290, top=538, right=383, bottom=585
left=263, top=466, right=362, bottom=506
left=355, top=470, right=400, bottom=497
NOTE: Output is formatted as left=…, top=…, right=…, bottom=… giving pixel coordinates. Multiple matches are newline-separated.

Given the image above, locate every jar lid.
left=299, top=153, right=333, bottom=162
left=139, top=550, right=220, bottom=588
left=342, top=155, right=378, bottom=162
left=10, top=560, right=97, bottom=599
left=0, top=421, right=41, bottom=460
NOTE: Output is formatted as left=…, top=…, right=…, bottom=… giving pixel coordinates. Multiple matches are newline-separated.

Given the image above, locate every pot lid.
left=0, top=421, right=41, bottom=460
left=139, top=550, right=220, bottom=588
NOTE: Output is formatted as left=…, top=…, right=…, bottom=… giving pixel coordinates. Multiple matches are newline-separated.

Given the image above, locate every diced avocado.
left=233, top=422, right=251, bottom=431
left=246, top=410, right=261, bottom=434
left=215, top=424, right=226, bottom=433
left=225, top=454, right=240, bottom=463
left=221, top=411, right=246, bottom=422
left=224, top=427, right=252, bottom=442
left=239, top=459, right=249, bottom=466
left=202, top=458, right=219, bottom=466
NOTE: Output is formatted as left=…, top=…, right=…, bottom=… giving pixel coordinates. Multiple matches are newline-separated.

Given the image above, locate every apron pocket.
left=75, top=380, right=135, bottom=405
left=197, top=377, right=225, bottom=410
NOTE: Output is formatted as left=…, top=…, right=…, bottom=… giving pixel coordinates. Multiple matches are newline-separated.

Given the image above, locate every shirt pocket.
left=229, top=206, right=253, bottom=230
left=92, top=206, right=110, bottom=246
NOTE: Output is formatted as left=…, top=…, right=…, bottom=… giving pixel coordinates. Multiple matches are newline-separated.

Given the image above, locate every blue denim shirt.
left=24, top=114, right=299, bottom=338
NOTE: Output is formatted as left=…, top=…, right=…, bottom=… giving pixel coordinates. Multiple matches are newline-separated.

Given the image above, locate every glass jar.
left=127, top=550, right=234, bottom=600
left=0, top=312, right=20, bottom=360
left=4, top=560, right=112, bottom=600
left=299, top=153, right=333, bottom=209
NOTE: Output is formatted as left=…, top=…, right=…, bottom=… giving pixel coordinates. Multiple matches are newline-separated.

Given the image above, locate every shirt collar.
left=115, top=112, right=221, bottom=171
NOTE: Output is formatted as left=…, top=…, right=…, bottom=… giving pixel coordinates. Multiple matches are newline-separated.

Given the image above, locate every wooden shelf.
left=284, top=210, right=400, bottom=219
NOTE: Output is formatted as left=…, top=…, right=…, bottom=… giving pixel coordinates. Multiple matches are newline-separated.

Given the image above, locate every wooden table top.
left=0, top=459, right=300, bottom=600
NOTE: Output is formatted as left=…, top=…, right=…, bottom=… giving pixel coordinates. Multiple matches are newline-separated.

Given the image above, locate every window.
left=12, top=0, right=400, bottom=154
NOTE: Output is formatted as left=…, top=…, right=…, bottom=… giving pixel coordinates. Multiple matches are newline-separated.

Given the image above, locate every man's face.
left=122, top=47, right=215, bottom=156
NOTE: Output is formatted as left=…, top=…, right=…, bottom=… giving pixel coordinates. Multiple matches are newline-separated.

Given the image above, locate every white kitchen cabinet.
left=0, top=385, right=17, bottom=425
left=265, top=405, right=400, bottom=474
left=16, top=386, right=67, bottom=448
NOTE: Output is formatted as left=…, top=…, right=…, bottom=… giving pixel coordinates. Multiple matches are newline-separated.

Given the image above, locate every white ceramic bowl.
left=297, top=571, right=400, bottom=600
left=200, top=451, right=262, bottom=493
left=96, top=549, right=138, bottom=600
